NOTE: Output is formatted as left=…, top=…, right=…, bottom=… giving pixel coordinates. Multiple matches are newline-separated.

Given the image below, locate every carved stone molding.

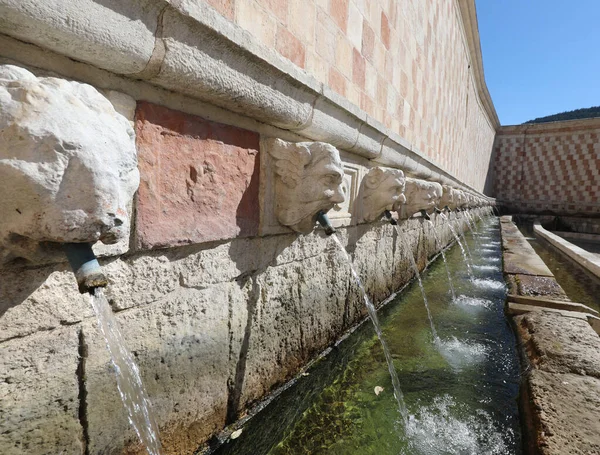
left=266, top=138, right=345, bottom=234
left=0, top=64, right=139, bottom=264
left=357, top=167, right=405, bottom=223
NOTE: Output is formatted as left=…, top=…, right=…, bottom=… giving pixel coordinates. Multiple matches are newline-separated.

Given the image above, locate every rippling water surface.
left=215, top=217, right=521, bottom=455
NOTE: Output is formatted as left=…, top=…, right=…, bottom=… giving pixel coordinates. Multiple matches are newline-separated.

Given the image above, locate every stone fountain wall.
left=0, top=1, right=498, bottom=454
left=493, top=118, right=600, bottom=216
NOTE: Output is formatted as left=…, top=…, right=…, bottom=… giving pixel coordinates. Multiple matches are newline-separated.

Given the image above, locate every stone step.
left=506, top=302, right=600, bottom=336
left=507, top=294, right=599, bottom=316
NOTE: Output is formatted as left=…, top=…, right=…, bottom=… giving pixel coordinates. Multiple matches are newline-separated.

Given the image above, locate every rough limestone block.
left=0, top=0, right=160, bottom=75
left=84, top=284, right=246, bottom=454
left=0, top=265, right=91, bottom=342
left=350, top=224, right=397, bottom=304
left=0, top=326, right=82, bottom=455
left=527, top=371, right=600, bottom=454
left=135, top=102, right=260, bottom=249
left=102, top=233, right=308, bottom=313
left=239, top=252, right=350, bottom=409
left=0, top=65, right=139, bottom=265
left=514, top=311, right=600, bottom=378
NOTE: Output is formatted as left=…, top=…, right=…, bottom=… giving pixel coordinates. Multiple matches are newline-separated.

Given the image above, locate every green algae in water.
left=216, top=218, right=521, bottom=455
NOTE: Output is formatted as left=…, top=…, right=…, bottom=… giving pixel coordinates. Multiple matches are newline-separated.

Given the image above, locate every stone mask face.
left=268, top=138, right=345, bottom=234
left=440, top=185, right=461, bottom=211
left=439, top=185, right=452, bottom=210
left=0, top=65, right=139, bottom=263
left=399, top=178, right=443, bottom=219
left=358, top=167, right=405, bottom=223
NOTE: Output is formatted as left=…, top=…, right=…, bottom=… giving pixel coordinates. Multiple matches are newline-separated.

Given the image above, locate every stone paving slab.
left=514, top=311, right=600, bottom=378
left=507, top=302, right=589, bottom=319
left=503, top=252, right=554, bottom=277
left=515, top=274, right=569, bottom=300
left=507, top=294, right=599, bottom=316
left=527, top=371, right=600, bottom=455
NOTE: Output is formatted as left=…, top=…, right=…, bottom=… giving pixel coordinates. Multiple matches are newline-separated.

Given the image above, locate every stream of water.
left=214, top=215, right=521, bottom=455
left=440, top=213, right=474, bottom=279
left=397, top=227, right=440, bottom=345
left=330, top=234, right=409, bottom=425
left=91, top=289, right=163, bottom=455
left=427, top=219, right=456, bottom=301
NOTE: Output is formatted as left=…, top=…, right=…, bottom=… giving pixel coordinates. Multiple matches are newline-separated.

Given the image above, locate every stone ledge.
left=534, top=222, right=600, bottom=279
left=524, top=371, right=600, bottom=455
left=507, top=294, right=599, bottom=317
left=501, top=216, right=600, bottom=455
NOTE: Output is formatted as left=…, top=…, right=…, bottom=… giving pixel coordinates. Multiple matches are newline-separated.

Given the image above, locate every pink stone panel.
left=276, top=25, right=306, bottom=68
left=135, top=102, right=260, bottom=249
left=330, top=0, right=349, bottom=33
left=352, top=48, right=366, bottom=89
left=205, top=0, right=235, bottom=19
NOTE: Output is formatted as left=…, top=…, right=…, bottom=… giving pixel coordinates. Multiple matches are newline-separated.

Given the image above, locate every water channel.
left=213, top=216, right=522, bottom=455
left=518, top=225, right=600, bottom=311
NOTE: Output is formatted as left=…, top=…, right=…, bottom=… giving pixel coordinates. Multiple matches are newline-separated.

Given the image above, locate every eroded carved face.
left=0, top=65, right=139, bottom=263
left=455, top=190, right=467, bottom=209
left=268, top=139, right=345, bottom=234
left=358, top=167, right=405, bottom=223
left=398, top=178, right=443, bottom=219
left=439, top=186, right=461, bottom=211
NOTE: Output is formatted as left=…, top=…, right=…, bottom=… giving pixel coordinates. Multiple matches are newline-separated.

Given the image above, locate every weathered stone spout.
left=0, top=64, right=139, bottom=265
left=357, top=167, right=405, bottom=223
left=63, top=243, right=108, bottom=294
left=316, top=210, right=336, bottom=235
left=267, top=138, right=345, bottom=234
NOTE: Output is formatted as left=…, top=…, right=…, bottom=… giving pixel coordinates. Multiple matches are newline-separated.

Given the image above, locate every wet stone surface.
left=515, top=275, right=569, bottom=300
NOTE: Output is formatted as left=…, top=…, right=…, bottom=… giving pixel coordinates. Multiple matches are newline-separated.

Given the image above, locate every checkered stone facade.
left=206, top=0, right=498, bottom=191
left=494, top=119, right=600, bottom=215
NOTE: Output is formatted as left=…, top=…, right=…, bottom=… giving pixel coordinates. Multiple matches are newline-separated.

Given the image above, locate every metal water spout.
left=63, top=243, right=108, bottom=294
left=316, top=210, right=336, bottom=235
left=383, top=209, right=397, bottom=225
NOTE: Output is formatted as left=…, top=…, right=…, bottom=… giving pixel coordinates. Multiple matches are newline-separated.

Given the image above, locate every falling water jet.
left=464, top=211, right=484, bottom=250
left=425, top=219, right=455, bottom=301
left=439, top=213, right=474, bottom=279
left=64, top=243, right=164, bottom=455
left=458, top=222, right=474, bottom=263
left=393, top=225, right=440, bottom=346
left=90, top=289, right=164, bottom=455
left=324, top=212, right=408, bottom=426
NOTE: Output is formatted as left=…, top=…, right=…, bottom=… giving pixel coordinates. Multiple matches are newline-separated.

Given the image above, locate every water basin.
left=213, top=217, right=521, bottom=455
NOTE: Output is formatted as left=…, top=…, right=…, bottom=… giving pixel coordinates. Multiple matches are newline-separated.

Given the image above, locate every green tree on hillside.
left=524, top=106, right=600, bottom=124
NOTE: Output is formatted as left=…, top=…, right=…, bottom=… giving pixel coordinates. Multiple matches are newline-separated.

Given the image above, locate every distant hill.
left=524, top=106, right=600, bottom=124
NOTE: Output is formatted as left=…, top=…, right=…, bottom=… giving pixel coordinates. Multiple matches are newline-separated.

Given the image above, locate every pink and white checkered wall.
left=493, top=119, right=600, bottom=215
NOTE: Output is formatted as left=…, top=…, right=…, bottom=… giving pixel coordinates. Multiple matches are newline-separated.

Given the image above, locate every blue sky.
left=476, top=1, right=600, bottom=125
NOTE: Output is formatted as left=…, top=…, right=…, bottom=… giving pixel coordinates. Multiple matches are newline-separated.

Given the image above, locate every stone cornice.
left=498, top=117, right=600, bottom=135
left=456, top=0, right=500, bottom=129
